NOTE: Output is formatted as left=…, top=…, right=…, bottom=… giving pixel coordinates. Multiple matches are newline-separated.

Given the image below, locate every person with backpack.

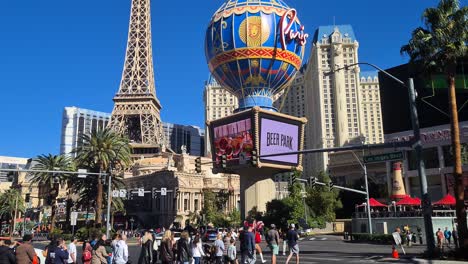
left=227, top=238, right=237, bottom=264
left=176, top=231, right=192, bottom=264
left=45, top=239, right=58, bottom=264
left=82, top=242, right=93, bottom=264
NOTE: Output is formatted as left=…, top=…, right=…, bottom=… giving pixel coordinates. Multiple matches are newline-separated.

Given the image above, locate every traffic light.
left=127, top=191, right=134, bottom=200
left=221, top=155, right=227, bottom=169
left=100, top=174, right=106, bottom=185
left=251, top=150, right=258, bottom=166
left=195, top=157, right=202, bottom=173
left=25, top=193, right=30, bottom=203
left=152, top=188, right=158, bottom=199
left=290, top=172, right=297, bottom=186
left=328, top=181, right=334, bottom=191
left=309, top=177, right=317, bottom=187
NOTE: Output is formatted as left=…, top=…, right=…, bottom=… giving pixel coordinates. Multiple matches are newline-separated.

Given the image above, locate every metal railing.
left=353, top=210, right=456, bottom=219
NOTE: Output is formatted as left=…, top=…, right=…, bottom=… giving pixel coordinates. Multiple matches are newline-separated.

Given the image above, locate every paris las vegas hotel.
left=204, top=24, right=468, bottom=202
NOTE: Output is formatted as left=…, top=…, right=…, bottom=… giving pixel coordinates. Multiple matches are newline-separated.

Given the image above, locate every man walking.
left=444, top=227, right=451, bottom=245
left=67, top=237, right=78, bottom=264
left=242, top=223, right=256, bottom=264
left=16, top=234, right=37, bottom=264
left=285, top=224, right=299, bottom=264
left=452, top=228, right=459, bottom=249
left=113, top=234, right=129, bottom=264
left=266, top=224, right=280, bottom=264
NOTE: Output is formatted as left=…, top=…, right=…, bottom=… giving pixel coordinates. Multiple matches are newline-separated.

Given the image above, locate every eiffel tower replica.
left=109, top=0, right=165, bottom=156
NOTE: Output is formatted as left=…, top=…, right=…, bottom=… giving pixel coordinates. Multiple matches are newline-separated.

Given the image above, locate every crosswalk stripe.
left=309, top=237, right=316, bottom=240
left=321, top=237, right=327, bottom=240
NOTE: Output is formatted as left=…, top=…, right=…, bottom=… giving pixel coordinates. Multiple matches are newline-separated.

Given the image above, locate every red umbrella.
left=433, top=194, right=456, bottom=206
left=369, top=198, right=387, bottom=207
left=357, top=198, right=387, bottom=207
left=396, top=196, right=421, bottom=206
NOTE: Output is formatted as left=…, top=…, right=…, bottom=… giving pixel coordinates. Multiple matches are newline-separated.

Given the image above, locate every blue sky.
left=0, top=0, right=445, bottom=158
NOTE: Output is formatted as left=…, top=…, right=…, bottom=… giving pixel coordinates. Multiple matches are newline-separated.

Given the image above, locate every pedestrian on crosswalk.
left=266, top=224, right=280, bottom=264
left=285, top=224, right=299, bottom=264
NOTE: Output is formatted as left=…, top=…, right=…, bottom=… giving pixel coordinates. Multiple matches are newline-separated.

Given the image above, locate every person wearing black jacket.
left=160, top=230, right=174, bottom=264
left=177, top=231, right=192, bottom=264
left=0, top=240, right=16, bottom=264
left=138, top=232, right=154, bottom=264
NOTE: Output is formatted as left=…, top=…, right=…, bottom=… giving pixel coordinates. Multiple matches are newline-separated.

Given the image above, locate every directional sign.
left=363, top=151, right=403, bottom=164
left=161, top=188, right=167, bottom=196
left=78, top=169, right=87, bottom=178
left=112, top=190, right=119, bottom=198
left=138, top=188, right=145, bottom=197
left=70, top=212, right=78, bottom=226
left=119, top=189, right=127, bottom=198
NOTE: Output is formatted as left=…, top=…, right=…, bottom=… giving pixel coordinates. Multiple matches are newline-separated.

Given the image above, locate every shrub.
left=351, top=233, right=393, bottom=244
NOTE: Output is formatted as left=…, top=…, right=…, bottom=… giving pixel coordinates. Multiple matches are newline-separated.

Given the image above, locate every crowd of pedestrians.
left=436, top=226, right=459, bottom=251
left=0, top=220, right=304, bottom=264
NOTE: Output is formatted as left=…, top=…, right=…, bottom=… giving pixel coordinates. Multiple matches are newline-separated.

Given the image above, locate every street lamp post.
left=333, top=62, right=435, bottom=254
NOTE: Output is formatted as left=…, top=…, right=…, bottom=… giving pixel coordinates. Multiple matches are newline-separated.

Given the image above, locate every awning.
left=395, top=196, right=421, bottom=206
left=357, top=198, right=388, bottom=207
left=433, top=194, right=456, bottom=206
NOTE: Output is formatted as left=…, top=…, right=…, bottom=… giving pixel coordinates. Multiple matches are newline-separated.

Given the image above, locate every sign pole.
left=407, top=78, right=435, bottom=254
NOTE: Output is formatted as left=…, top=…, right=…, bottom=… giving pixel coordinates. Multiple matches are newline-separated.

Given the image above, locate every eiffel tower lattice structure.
left=109, top=0, right=165, bottom=155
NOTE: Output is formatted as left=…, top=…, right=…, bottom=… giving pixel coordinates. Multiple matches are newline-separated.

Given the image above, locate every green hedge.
left=351, top=233, right=393, bottom=244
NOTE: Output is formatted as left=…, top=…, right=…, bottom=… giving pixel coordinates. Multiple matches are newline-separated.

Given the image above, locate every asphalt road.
left=34, top=235, right=429, bottom=264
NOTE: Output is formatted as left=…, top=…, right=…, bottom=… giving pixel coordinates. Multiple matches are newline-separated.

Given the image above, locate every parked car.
left=204, top=229, right=218, bottom=242
left=154, top=231, right=181, bottom=246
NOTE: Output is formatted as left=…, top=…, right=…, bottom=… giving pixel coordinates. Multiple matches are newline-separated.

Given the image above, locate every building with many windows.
left=60, top=107, right=111, bottom=157
left=203, top=76, right=238, bottom=157
left=162, top=123, right=205, bottom=157
left=61, top=106, right=205, bottom=157
left=304, top=25, right=383, bottom=175
left=359, top=72, right=384, bottom=144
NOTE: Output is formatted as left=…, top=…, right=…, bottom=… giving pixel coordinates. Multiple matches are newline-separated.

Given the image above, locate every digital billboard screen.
left=212, top=117, right=254, bottom=166
left=259, top=116, right=301, bottom=165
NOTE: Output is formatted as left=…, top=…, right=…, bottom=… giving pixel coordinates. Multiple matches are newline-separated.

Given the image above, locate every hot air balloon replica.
left=205, top=0, right=309, bottom=217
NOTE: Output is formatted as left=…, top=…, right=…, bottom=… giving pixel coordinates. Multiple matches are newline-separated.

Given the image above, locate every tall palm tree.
left=401, top=0, right=467, bottom=253
left=0, top=189, right=25, bottom=235
left=29, top=154, right=74, bottom=232
left=74, top=128, right=131, bottom=226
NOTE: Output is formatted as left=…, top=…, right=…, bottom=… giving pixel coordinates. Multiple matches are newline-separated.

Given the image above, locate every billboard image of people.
left=212, top=117, right=254, bottom=166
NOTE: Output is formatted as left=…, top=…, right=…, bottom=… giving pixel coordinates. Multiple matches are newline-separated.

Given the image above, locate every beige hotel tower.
left=304, top=25, right=383, bottom=175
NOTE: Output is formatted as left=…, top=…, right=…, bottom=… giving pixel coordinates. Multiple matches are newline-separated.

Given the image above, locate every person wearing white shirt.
left=113, top=234, right=129, bottom=264
left=191, top=235, right=205, bottom=264
left=67, top=237, right=78, bottom=264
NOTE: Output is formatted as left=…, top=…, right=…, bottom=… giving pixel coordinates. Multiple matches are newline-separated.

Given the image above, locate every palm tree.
left=0, top=189, right=25, bottom=236
left=29, top=154, right=74, bottom=232
left=74, top=128, right=131, bottom=226
left=401, top=0, right=467, bottom=253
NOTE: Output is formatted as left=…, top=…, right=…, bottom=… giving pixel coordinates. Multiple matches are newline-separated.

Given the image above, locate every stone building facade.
left=123, top=153, right=240, bottom=228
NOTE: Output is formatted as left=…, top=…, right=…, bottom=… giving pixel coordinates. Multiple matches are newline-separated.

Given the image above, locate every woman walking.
left=191, top=235, right=205, bottom=264
left=160, top=230, right=174, bottom=264
left=91, top=240, right=108, bottom=264
left=177, top=231, right=192, bottom=264
left=138, top=231, right=154, bottom=264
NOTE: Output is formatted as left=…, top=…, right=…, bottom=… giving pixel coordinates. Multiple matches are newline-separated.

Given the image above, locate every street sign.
left=112, top=190, right=119, bottom=198
left=119, top=189, right=127, bottom=198
left=78, top=169, right=87, bottom=178
left=161, top=188, right=167, bottom=196
left=70, top=212, right=78, bottom=226
left=138, top=188, right=145, bottom=197
left=363, top=151, right=403, bottom=164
